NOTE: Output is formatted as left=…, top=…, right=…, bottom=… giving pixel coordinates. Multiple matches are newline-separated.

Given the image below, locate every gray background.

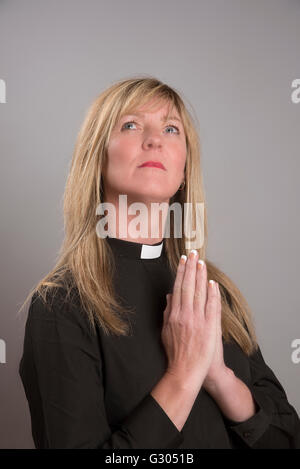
left=0, top=0, right=299, bottom=449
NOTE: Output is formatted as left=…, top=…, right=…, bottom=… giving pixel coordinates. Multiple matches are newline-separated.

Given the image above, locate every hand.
left=161, top=250, right=219, bottom=392
left=202, top=281, right=229, bottom=391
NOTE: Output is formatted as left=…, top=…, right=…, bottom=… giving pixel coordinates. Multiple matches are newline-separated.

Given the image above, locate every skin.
left=103, top=98, right=186, bottom=244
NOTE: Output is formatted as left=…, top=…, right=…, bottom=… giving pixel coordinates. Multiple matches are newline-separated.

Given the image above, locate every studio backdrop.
left=0, top=0, right=299, bottom=449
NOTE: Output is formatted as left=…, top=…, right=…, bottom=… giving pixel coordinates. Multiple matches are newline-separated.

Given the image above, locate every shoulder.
left=22, top=286, right=102, bottom=371
left=27, top=285, right=93, bottom=339
left=29, top=285, right=77, bottom=315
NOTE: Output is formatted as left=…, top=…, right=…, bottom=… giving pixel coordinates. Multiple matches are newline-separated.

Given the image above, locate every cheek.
left=107, top=136, right=137, bottom=166
left=171, top=142, right=186, bottom=173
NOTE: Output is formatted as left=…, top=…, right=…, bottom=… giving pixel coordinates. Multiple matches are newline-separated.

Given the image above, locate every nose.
left=143, top=133, right=162, bottom=150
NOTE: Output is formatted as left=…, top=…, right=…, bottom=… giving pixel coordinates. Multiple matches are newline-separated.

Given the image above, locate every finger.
left=163, top=293, right=172, bottom=324
left=181, top=250, right=198, bottom=314
left=216, top=283, right=223, bottom=335
left=205, top=280, right=219, bottom=324
left=193, top=258, right=207, bottom=320
left=170, top=255, right=187, bottom=318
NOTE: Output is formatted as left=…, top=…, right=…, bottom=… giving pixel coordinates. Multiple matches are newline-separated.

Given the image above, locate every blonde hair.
left=18, top=75, right=259, bottom=356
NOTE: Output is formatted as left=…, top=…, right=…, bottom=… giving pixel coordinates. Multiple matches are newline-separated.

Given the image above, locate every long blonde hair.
left=18, top=75, right=259, bottom=356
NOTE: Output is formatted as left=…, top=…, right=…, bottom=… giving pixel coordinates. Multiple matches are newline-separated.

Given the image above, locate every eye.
left=165, top=125, right=180, bottom=134
left=121, top=121, right=137, bottom=130
left=121, top=121, right=180, bottom=134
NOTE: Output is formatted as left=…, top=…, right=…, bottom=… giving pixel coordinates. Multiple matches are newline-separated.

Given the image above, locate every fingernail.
left=209, top=279, right=215, bottom=290
left=190, top=249, right=198, bottom=259
left=197, top=259, right=205, bottom=270
left=180, top=254, right=187, bottom=264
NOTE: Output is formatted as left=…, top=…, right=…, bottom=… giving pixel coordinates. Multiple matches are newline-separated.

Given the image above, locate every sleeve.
left=19, top=291, right=184, bottom=449
left=224, top=345, right=300, bottom=449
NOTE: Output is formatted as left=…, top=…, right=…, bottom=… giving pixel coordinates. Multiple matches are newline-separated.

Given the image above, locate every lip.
left=138, top=161, right=166, bottom=170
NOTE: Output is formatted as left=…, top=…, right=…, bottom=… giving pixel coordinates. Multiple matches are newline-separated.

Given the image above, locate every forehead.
left=120, top=106, right=182, bottom=123
left=120, top=98, right=180, bottom=119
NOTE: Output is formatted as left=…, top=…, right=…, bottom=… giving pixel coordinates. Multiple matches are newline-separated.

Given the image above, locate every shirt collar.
left=106, top=235, right=164, bottom=259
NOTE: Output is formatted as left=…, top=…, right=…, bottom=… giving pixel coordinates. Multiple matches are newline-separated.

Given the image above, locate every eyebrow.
left=121, top=112, right=182, bottom=124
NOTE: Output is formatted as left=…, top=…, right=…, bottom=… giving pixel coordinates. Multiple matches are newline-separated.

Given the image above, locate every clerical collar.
left=106, top=235, right=164, bottom=260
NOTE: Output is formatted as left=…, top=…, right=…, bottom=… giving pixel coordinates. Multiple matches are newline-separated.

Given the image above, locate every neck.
left=103, top=192, right=170, bottom=245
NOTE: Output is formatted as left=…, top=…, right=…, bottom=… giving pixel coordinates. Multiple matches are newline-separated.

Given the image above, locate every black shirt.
left=19, top=236, right=300, bottom=448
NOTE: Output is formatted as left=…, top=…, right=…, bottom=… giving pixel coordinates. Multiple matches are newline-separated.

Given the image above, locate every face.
left=104, top=98, right=187, bottom=205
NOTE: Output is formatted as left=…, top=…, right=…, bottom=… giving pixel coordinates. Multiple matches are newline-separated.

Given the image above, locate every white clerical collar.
left=140, top=241, right=163, bottom=259
left=106, top=236, right=164, bottom=259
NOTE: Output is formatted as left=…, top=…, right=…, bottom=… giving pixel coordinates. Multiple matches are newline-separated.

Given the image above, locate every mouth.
left=138, top=161, right=166, bottom=170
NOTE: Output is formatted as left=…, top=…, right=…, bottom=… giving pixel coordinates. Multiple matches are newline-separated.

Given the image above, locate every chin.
left=127, top=189, right=170, bottom=203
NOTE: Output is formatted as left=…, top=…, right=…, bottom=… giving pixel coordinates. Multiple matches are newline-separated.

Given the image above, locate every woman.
left=18, top=76, right=300, bottom=449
